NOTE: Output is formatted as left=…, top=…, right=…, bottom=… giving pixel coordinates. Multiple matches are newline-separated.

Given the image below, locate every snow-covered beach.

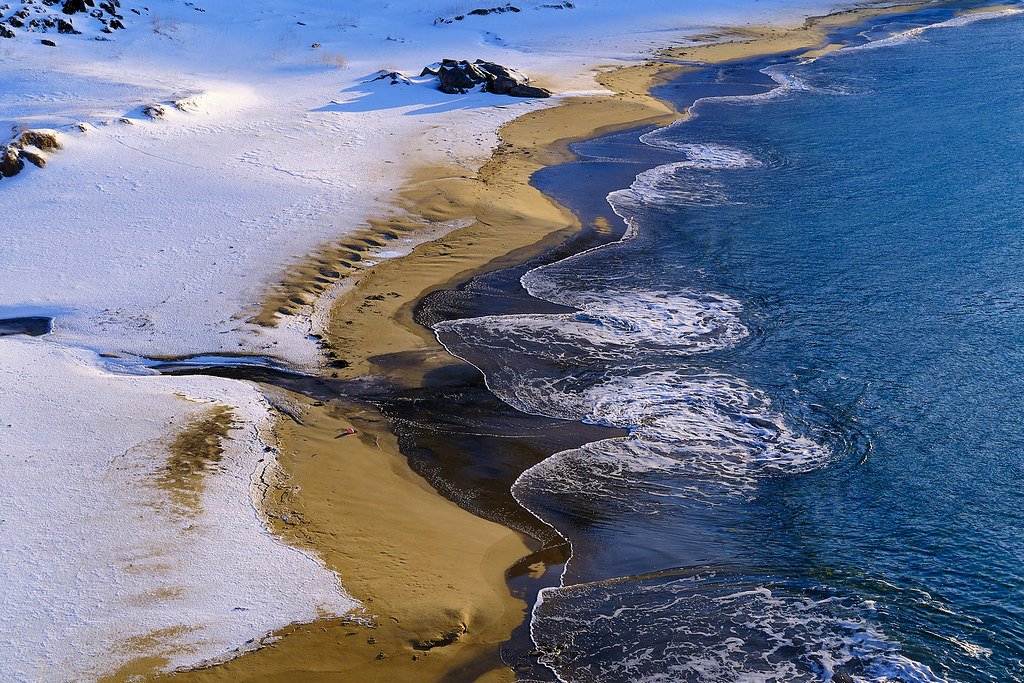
left=0, top=0, right=917, bottom=679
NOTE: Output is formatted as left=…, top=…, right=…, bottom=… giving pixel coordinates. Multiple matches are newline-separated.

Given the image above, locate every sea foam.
left=531, top=572, right=947, bottom=683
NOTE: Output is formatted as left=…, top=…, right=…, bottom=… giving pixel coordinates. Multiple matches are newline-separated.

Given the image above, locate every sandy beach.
left=5, top=0, right=1005, bottom=680
left=156, top=3, right=957, bottom=681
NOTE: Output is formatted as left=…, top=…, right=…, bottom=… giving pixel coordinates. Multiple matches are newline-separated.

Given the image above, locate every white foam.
left=846, top=7, right=1024, bottom=51
left=637, top=139, right=763, bottom=169
left=511, top=371, right=831, bottom=507
left=530, top=573, right=947, bottom=683
left=438, top=288, right=747, bottom=371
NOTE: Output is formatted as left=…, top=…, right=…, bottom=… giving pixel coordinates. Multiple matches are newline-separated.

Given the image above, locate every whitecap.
left=530, top=573, right=948, bottom=683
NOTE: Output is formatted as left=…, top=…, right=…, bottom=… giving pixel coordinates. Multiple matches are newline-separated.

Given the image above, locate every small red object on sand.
left=335, top=428, right=357, bottom=439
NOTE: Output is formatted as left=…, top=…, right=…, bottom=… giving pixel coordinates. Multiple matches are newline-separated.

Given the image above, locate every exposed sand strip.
left=170, top=3, right=950, bottom=681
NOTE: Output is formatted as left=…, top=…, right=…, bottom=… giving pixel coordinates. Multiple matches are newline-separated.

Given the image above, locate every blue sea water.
left=437, top=9, right=1024, bottom=682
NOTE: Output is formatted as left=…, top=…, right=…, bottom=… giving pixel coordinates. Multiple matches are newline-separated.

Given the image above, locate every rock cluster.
left=0, top=0, right=126, bottom=39
left=368, top=70, right=413, bottom=86
left=434, top=2, right=573, bottom=25
left=434, top=4, right=520, bottom=25
left=0, top=130, right=62, bottom=180
left=422, top=59, right=550, bottom=98
left=142, top=103, right=168, bottom=119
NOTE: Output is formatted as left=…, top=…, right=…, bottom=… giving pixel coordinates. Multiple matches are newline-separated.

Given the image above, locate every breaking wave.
left=531, top=572, right=946, bottom=683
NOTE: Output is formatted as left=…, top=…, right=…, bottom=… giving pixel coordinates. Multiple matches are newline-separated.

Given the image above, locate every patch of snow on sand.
left=0, top=336, right=357, bottom=681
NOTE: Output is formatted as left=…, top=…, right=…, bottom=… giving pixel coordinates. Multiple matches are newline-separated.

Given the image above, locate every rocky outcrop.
left=0, top=146, right=25, bottom=178
left=434, top=2, right=573, bottom=25
left=368, top=70, right=413, bottom=86
left=1, top=0, right=127, bottom=38
left=473, top=60, right=526, bottom=95
left=142, top=103, right=168, bottom=119
left=434, top=4, right=521, bottom=25
left=423, top=59, right=550, bottom=98
left=0, top=130, right=63, bottom=180
left=507, top=83, right=551, bottom=98
left=16, top=130, right=62, bottom=152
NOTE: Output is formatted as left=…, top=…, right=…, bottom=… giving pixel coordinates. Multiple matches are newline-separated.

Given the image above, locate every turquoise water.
left=437, top=9, right=1024, bottom=682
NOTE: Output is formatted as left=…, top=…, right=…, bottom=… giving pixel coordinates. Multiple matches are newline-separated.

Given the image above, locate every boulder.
left=62, top=0, right=87, bottom=14
left=475, top=60, right=525, bottom=82
left=467, top=5, right=521, bottom=15
left=142, top=103, right=168, bottom=119
left=16, top=130, right=62, bottom=151
left=427, top=58, right=552, bottom=97
left=437, top=65, right=480, bottom=94
left=0, top=23, right=14, bottom=39
left=508, top=83, right=551, bottom=98
left=368, top=70, right=412, bottom=85
left=0, top=146, right=25, bottom=178
left=19, top=149, right=46, bottom=168
left=475, top=60, right=528, bottom=95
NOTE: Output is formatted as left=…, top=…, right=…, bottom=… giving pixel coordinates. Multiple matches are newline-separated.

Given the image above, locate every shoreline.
left=165, top=56, right=683, bottom=683
left=165, top=2, right=988, bottom=681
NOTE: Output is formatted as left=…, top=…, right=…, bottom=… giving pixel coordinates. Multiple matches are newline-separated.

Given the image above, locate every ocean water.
left=436, top=9, right=1024, bottom=683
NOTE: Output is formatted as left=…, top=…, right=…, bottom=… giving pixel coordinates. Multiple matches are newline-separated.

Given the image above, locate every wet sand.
left=165, top=2, right=955, bottom=681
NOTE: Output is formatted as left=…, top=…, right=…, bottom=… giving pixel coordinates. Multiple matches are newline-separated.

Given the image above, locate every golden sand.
left=163, top=3, right=941, bottom=681
left=170, top=397, right=530, bottom=682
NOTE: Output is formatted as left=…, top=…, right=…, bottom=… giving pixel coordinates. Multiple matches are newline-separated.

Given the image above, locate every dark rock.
left=368, top=70, right=411, bottom=85
left=142, top=103, right=167, bottom=118
left=0, top=23, right=14, bottom=38
left=0, top=146, right=25, bottom=177
left=434, top=59, right=496, bottom=93
left=107, top=17, right=122, bottom=28
left=464, top=61, right=490, bottom=82
left=475, top=60, right=522, bottom=82
left=427, top=58, right=551, bottom=97
left=437, top=65, right=479, bottom=94
left=508, top=83, right=551, bottom=98
left=8, top=14, right=24, bottom=27
left=467, top=5, right=520, bottom=16
left=61, top=0, right=86, bottom=13
left=40, top=37, right=56, bottom=46
left=27, top=17, right=57, bottom=31
left=475, top=60, right=527, bottom=95
left=16, top=130, right=62, bottom=151
left=486, top=76, right=516, bottom=95
left=56, top=17, right=78, bottom=33
left=19, top=149, right=46, bottom=168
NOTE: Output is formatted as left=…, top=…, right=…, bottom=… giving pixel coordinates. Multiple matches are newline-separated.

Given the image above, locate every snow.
left=0, top=0, right=860, bottom=679
left=0, top=336, right=357, bottom=681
